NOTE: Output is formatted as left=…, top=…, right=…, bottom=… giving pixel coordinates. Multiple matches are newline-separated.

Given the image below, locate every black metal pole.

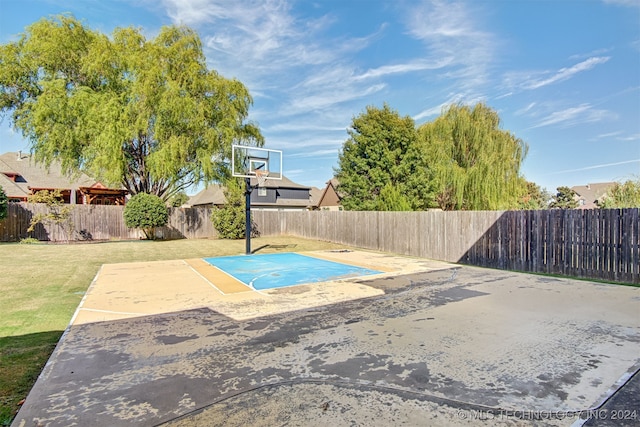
left=245, top=177, right=251, bottom=255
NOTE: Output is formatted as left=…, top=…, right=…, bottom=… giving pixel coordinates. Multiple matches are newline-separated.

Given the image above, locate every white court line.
left=182, top=259, right=260, bottom=296
left=68, top=264, right=103, bottom=326
left=181, top=259, right=226, bottom=295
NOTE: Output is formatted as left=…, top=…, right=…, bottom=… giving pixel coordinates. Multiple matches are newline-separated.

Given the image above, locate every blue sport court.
left=203, top=253, right=382, bottom=290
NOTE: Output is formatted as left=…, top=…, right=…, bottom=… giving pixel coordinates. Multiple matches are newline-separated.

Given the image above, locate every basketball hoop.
left=255, top=170, right=269, bottom=187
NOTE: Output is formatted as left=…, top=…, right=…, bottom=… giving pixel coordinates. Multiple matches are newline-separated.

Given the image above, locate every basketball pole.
left=245, top=177, right=252, bottom=255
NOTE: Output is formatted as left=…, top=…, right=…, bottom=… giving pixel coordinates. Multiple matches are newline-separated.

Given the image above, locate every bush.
left=211, top=179, right=259, bottom=239
left=123, top=193, right=169, bottom=240
left=27, top=189, right=75, bottom=242
left=19, top=237, right=40, bottom=244
left=0, top=186, right=7, bottom=221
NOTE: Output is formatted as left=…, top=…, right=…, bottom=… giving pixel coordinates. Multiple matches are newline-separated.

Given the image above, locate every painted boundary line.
left=184, top=258, right=253, bottom=294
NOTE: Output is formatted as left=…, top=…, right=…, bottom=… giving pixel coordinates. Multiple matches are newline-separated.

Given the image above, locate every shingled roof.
left=0, top=151, right=125, bottom=204
left=571, top=182, right=616, bottom=209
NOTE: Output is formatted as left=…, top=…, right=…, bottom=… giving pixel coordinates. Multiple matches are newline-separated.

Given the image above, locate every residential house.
left=0, top=151, right=128, bottom=204
left=316, top=178, right=343, bottom=211
left=571, top=182, right=616, bottom=209
left=189, top=175, right=314, bottom=210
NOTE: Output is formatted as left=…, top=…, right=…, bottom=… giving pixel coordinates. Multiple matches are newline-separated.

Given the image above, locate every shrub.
left=0, top=186, right=7, bottom=221
left=211, top=179, right=259, bottom=239
left=27, top=189, right=75, bottom=242
left=19, top=237, right=40, bottom=244
left=123, top=193, right=169, bottom=240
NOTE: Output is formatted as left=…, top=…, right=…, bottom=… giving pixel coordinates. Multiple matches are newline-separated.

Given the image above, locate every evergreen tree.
left=335, top=104, right=419, bottom=210
left=549, top=186, right=578, bottom=209
left=375, top=183, right=412, bottom=211
left=211, top=179, right=251, bottom=239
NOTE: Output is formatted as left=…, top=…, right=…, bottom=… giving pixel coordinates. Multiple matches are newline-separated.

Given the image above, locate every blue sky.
left=1, top=0, right=639, bottom=194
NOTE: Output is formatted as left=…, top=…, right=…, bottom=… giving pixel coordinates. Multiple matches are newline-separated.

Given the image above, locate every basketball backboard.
left=231, top=145, right=283, bottom=180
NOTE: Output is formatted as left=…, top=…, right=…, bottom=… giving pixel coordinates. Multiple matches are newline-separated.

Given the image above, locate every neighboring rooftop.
left=0, top=151, right=126, bottom=204
left=188, top=175, right=315, bottom=210
left=571, top=182, right=617, bottom=209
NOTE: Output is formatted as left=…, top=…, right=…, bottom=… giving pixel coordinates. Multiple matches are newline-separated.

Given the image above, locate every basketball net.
left=255, top=170, right=269, bottom=187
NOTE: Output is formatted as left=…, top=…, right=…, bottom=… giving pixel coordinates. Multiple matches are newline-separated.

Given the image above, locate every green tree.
left=27, top=189, right=75, bottom=241
left=0, top=15, right=262, bottom=200
left=518, top=181, right=550, bottom=210
left=549, top=186, right=578, bottom=209
left=335, top=104, right=420, bottom=210
left=417, top=103, right=529, bottom=210
left=598, top=178, right=640, bottom=208
left=211, top=179, right=254, bottom=239
left=123, top=193, right=169, bottom=239
left=0, top=186, right=8, bottom=220
left=375, top=183, right=412, bottom=211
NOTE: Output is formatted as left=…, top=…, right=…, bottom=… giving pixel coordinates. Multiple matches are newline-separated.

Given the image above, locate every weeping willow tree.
left=416, top=103, right=528, bottom=210
left=0, top=15, right=262, bottom=200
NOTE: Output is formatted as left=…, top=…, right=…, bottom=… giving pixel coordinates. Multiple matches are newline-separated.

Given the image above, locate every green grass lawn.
left=0, top=236, right=350, bottom=426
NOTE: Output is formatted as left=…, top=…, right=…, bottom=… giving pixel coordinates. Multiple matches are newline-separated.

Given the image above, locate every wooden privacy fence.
left=0, top=203, right=216, bottom=242
left=252, top=209, right=640, bottom=284
left=1, top=204, right=638, bottom=283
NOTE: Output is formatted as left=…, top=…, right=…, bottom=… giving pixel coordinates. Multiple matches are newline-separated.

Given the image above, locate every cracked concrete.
left=11, top=250, right=640, bottom=427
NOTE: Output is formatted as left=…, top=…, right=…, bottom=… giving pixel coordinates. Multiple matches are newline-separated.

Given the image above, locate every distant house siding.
left=277, top=188, right=308, bottom=199
left=251, top=189, right=276, bottom=203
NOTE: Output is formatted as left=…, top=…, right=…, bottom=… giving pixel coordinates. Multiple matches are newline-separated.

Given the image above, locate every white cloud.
left=523, top=57, right=610, bottom=90
left=596, top=131, right=623, bottom=138
left=503, top=57, right=610, bottom=93
left=289, top=148, right=341, bottom=158
left=267, top=123, right=346, bottom=133
left=617, top=133, right=640, bottom=141
left=413, top=93, right=486, bottom=122
left=530, top=103, right=615, bottom=128
left=515, top=102, right=537, bottom=116
left=569, top=48, right=612, bottom=61
left=404, top=0, right=495, bottom=90
left=354, top=58, right=453, bottom=81
left=287, top=83, right=387, bottom=114
left=160, top=0, right=342, bottom=84
left=550, top=159, right=640, bottom=175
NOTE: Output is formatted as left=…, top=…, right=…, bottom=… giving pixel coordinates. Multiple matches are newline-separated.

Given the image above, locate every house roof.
left=317, top=177, right=343, bottom=207
left=571, top=182, right=616, bottom=209
left=309, top=186, right=322, bottom=207
left=188, top=176, right=312, bottom=208
left=247, top=174, right=310, bottom=189
left=188, top=183, right=226, bottom=207
left=0, top=151, right=96, bottom=198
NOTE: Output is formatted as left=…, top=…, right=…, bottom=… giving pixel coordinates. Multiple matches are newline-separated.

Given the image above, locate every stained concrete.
left=11, top=250, right=640, bottom=427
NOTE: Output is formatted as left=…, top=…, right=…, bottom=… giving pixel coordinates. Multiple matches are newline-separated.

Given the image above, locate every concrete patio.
left=12, top=250, right=640, bottom=426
